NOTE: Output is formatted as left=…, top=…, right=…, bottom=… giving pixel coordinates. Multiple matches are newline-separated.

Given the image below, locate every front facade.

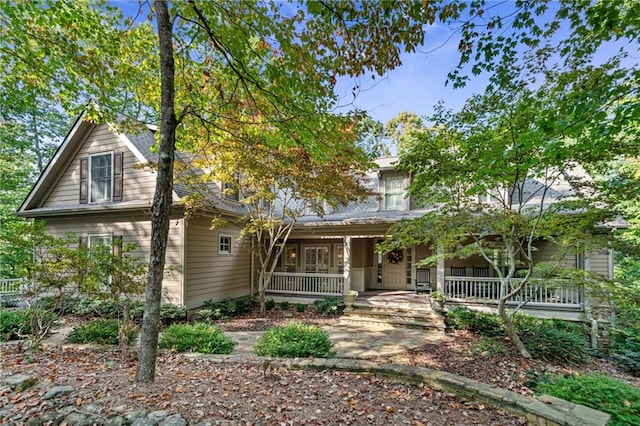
left=18, top=118, right=615, bottom=318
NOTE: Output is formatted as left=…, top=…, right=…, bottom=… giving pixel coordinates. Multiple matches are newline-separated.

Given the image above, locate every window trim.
left=218, top=234, right=233, bottom=255
left=89, top=151, right=114, bottom=203
left=87, top=233, right=112, bottom=250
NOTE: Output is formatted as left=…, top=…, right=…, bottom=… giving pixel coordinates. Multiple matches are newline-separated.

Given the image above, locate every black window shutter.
left=79, top=157, right=88, bottom=204
left=113, top=152, right=124, bottom=201
left=79, top=236, right=88, bottom=248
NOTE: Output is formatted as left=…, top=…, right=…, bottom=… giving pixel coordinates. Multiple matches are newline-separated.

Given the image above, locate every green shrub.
left=536, top=374, right=640, bottom=425
left=160, top=303, right=187, bottom=324
left=0, top=309, right=29, bottom=341
left=295, top=303, right=306, bottom=312
left=265, top=298, right=276, bottom=311
left=613, top=351, right=640, bottom=377
left=197, top=308, right=222, bottom=322
left=0, top=309, right=57, bottom=341
left=313, top=296, right=342, bottom=315
left=66, top=319, right=137, bottom=345
left=445, top=307, right=504, bottom=336
left=470, top=336, right=510, bottom=357
left=201, top=296, right=254, bottom=319
left=35, top=294, right=77, bottom=315
left=255, top=321, right=335, bottom=358
left=159, top=323, right=235, bottom=354
left=279, top=301, right=290, bottom=310
left=514, top=316, right=590, bottom=364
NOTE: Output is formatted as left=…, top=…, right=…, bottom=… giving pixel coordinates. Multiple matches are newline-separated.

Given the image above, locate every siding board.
left=184, top=217, right=251, bottom=309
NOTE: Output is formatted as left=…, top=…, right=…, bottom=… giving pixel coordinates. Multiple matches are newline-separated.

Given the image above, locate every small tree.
left=382, top=83, right=618, bottom=357
left=184, top=135, right=373, bottom=313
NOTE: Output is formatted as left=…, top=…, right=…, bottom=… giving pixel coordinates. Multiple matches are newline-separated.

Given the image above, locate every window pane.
left=384, top=175, right=404, bottom=209
left=91, top=154, right=112, bottom=202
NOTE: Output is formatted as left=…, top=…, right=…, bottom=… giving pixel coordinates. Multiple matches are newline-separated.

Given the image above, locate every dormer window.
left=384, top=174, right=405, bottom=210
left=223, top=182, right=240, bottom=202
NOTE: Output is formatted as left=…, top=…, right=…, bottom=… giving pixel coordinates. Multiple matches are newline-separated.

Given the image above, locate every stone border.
left=199, top=355, right=610, bottom=426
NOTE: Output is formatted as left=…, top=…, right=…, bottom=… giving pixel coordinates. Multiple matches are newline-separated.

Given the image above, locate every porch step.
left=340, top=301, right=445, bottom=332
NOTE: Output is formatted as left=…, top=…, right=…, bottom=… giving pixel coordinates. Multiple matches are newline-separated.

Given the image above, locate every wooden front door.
left=383, top=250, right=405, bottom=289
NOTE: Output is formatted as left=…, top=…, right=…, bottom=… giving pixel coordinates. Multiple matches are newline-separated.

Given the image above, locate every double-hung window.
left=384, top=174, right=405, bottom=210
left=90, top=153, right=113, bottom=202
left=88, top=234, right=112, bottom=249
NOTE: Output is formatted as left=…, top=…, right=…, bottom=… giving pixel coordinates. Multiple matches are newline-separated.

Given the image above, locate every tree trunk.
left=135, top=0, right=177, bottom=384
left=497, top=296, right=531, bottom=358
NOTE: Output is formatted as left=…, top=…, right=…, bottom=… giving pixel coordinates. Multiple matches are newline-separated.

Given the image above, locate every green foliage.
left=200, top=297, right=254, bottom=320
left=279, top=301, right=289, bottom=310
left=470, top=336, right=510, bottom=358
left=0, top=309, right=28, bottom=341
left=536, top=374, right=640, bottom=426
left=255, top=321, right=335, bottom=358
left=613, top=351, right=640, bottom=377
left=514, top=316, right=590, bottom=364
left=74, top=297, right=143, bottom=320
left=313, top=296, right=343, bottom=315
left=446, top=308, right=590, bottom=363
left=295, top=303, right=306, bottom=313
left=159, top=303, right=187, bottom=324
left=0, top=308, right=57, bottom=341
left=66, top=319, right=136, bottom=345
left=159, top=323, right=235, bottom=354
left=35, top=294, right=78, bottom=315
left=445, top=307, right=505, bottom=336
left=265, top=299, right=276, bottom=311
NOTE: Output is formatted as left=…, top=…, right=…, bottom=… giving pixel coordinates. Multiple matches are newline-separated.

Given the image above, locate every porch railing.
left=267, top=272, right=344, bottom=296
left=444, top=276, right=584, bottom=310
left=0, top=278, right=26, bottom=296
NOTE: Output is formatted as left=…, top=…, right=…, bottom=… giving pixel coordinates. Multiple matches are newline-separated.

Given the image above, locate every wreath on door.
left=387, top=249, right=404, bottom=264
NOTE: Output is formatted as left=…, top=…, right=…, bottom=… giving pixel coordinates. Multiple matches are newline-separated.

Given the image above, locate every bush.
left=470, top=336, right=510, bottom=357
left=313, top=296, right=342, bottom=315
left=0, top=309, right=57, bottom=341
left=279, top=301, right=290, bottom=310
left=159, top=323, right=235, bottom=354
left=445, top=307, right=504, bottom=336
left=613, top=351, right=640, bottom=377
left=0, top=309, right=29, bottom=341
left=255, top=321, right=335, bottom=358
left=160, top=304, right=187, bottom=324
left=514, top=316, right=590, bottom=364
left=66, top=319, right=137, bottom=345
left=35, top=294, right=77, bottom=315
left=295, top=303, right=306, bottom=312
left=201, top=296, right=254, bottom=319
left=536, top=374, right=640, bottom=425
left=265, top=298, right=276, bottom=311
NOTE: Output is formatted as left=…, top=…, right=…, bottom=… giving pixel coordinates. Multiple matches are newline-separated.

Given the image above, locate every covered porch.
left=264, top=234, right=585, bottom=312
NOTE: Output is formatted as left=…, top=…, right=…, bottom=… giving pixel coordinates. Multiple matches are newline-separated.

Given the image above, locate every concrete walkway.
left=45, top=323, right=449, bottom=359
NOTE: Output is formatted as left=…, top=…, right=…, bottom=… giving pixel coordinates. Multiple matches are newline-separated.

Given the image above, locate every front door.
left=383, top=249, right=405, bottom=289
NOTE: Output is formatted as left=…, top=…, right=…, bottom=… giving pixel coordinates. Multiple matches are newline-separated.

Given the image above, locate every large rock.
left=43, top=385, right=75, bottom=400
left=160, top=414, right=187, bottom=426
left=4, top=374, right=37, bottom=391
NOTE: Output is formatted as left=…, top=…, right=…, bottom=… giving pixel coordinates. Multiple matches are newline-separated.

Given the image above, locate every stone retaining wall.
left=202, top=355, right=610, bottom=426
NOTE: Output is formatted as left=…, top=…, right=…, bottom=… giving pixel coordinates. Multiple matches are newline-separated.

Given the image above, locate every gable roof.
left=18, top=114, right=246, bottom=217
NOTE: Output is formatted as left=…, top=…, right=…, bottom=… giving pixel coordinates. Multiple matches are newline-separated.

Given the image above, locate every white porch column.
left=343, top=236, right=352, bottom=293
left=436, top=246, right=445, bottom=292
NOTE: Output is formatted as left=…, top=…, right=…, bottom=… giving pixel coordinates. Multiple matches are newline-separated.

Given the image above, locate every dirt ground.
left=1, top=306, right=637, bottom=425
